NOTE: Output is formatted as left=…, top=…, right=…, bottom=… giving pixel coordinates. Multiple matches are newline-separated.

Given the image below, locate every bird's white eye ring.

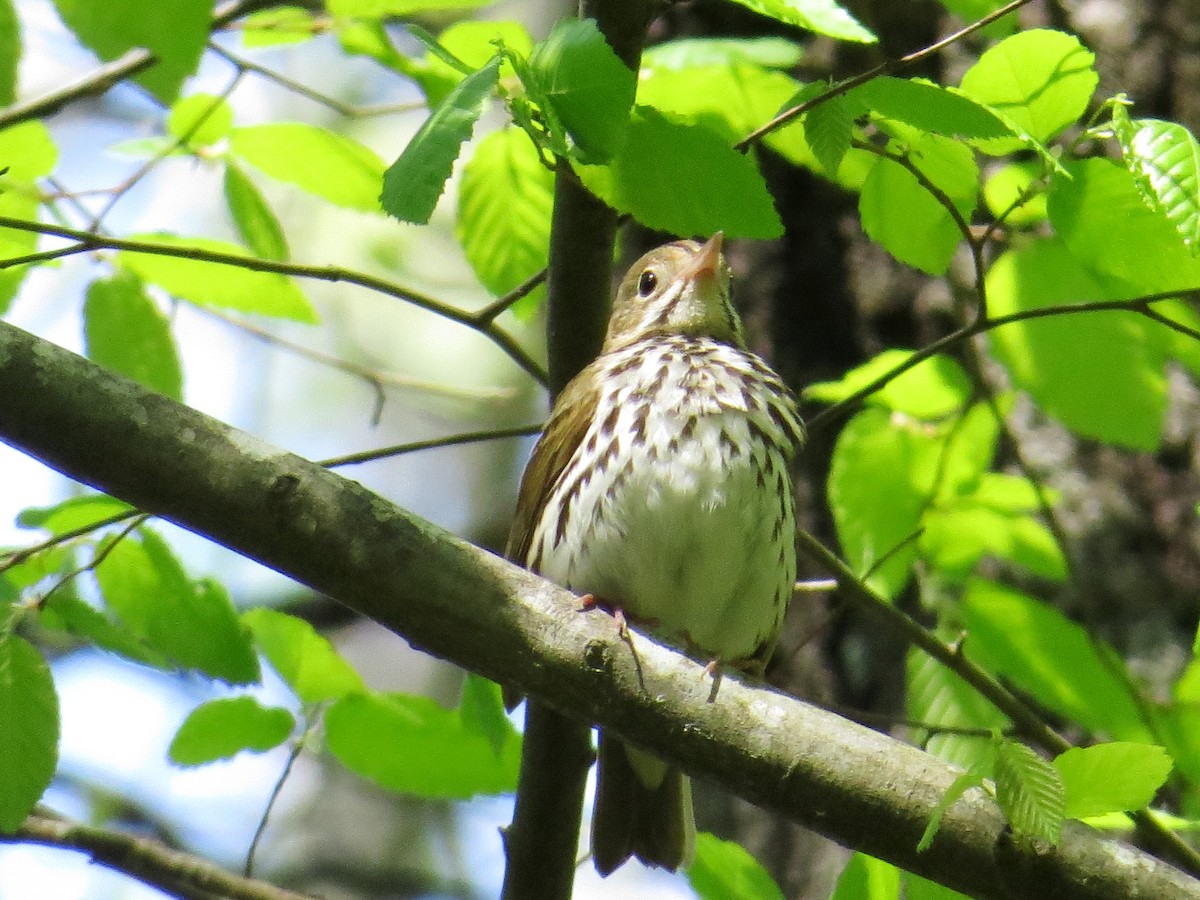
left=637, top=270, right=657, bottom=296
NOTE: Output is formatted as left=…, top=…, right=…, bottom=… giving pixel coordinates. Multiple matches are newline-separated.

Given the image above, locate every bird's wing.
left=505, top=362, right=601, bottom=568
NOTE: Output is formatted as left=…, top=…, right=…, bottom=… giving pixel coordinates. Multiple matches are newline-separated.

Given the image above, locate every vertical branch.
left=501, top=3, right=657, bottom=898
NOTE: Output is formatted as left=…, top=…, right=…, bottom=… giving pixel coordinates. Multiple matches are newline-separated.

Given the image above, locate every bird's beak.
left=683, top=232, right=724, bottom=281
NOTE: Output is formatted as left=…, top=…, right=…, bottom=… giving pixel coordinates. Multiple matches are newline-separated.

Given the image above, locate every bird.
left=505, top=232, right=803, bottom=877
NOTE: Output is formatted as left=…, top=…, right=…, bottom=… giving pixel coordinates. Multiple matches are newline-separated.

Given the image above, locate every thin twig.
left=0, top=49, right=157, bottom=131
left=735, top=0, right=1036, bottom=150
left=475, top=267, right=550, bottom=325
left=320, top=423, right=542, bottom=468
left=0, top=216, right=548, bottom=385
left=34, top=514, right=150, bottom=609
left=0, top=509, right=140, bottom=574
left=245, top=722, right=313, bottom=878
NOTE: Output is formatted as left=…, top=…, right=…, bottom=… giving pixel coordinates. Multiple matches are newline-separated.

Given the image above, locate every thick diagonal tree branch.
left=2, top=324, right=1199, bottom=900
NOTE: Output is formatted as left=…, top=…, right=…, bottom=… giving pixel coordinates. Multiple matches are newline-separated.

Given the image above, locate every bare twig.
left=320, top=423, right=542, bottom=469
left=0, top=49, right=157, bottom=131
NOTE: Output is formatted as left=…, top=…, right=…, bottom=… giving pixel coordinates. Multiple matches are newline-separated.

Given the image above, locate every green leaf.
left=39, top=593, right=170, bottom=669
left=117, top=234, right=317, bottom=322
left=859, top=128, right=978, bottom=274
left=986, top=238, right=1167, bottom=451
left=527, top=18, right=636, bottom=164
left=921, top=504, right=1066, bottom=581
left=687, top=832, right=785, bottom=900
left=456, top=128, right=552, bottom=317
left=725, top=0, right=875, bottom=43
left=167, top=94, right=234, bottom=148
left=0, top=635, right=58, bottom=833
left=803, top=350, right=971, bottom=419
left=994, top=739, right=1064, bottom=844
left=907, top=647, right=1008, bottom=773
left=852, top=76, right=1013, bottom=140
left=830, top=852, right=901, bottom=900
left=230, top=123, right=386, bottom=213
left=960, top=579, right=1149, bottom=741
left=642, top=37, right=803, bottom=71
left=95, top=529, right=260, bottom=684
left=241, top=6, right=316, bottom=48
left=917, top=769, right=987, bottom=853
left=223, top=164, right=290, bottom=262
left=169, top=696, right=294, bottom=766
left=983, top=160, right=1048, bottom=226
left=1112, top=113, right=1200, bottom=255
left=0, top=122, right=57, bottom=315
left=242, top=607, right=365, bottom=704
left=84, top=272, right=183, bottom=401
left=17, top=494, right=134, bottom=534
left=325, top=690, right=521, bottom=798
left=958, top=29, right=1098, bottom=154
left=574, top=106, right=783, bottom=240
left=1054, top=743, right=1172, bottom=819
left=1049, top=157, right=1200, bottom=294
left=802, top=92, right=855, bottom=177
left=0, top=0, right=18, bottom=106
left=458, top=674, right=516, bottom=757
left=327, top=0, right=493, bottom=15
left=827, top=407, right=937, bottom=598
left=906, top=871, right=973, bottom=900
left=414, top=20, right=532, bottom=107
left=50, top=0, right=209, bottom=103
left=381, top=57, right=500, bottom=224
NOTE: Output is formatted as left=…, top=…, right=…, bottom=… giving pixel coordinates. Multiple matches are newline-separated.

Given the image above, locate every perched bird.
left=506, top=233, right=803, bottom=876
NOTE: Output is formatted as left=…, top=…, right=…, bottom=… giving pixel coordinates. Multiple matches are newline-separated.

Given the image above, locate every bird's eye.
left=637, top=270, right=658, bottom=297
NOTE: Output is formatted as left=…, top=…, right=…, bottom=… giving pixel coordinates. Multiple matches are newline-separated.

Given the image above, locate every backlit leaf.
left=994, top=739, right=1064, bottom=844
left=0, top=635, right=58, bottom=832
left=242, top=607, right=365, bottom=704
left=1055, top=743, right=1172, bottom=819
left=687, top=832, right=785, bottom=900
left=223, top=164, right=290, bottom=262
left=1112, top=112, right=1200, bottom=255
left=169, top=696, right=294, bottom=766
left=84, top=272, right=183, bottom=401
left=725, top=0, right=875, bottom=43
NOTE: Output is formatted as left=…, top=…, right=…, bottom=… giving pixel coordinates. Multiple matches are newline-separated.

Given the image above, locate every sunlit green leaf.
left=574, top=107, right=782, bottom=239
left=326, top=690, right=521, bottom=798
left=960, top=579, right=1150, bottom=742
left=118, top=234, right=317, bottom=322
left=231, top=123, right=385, bottom=213
left=242, top=6, right=316, bottom=48
left=169, top=696, right=294, bottom=766
left=39, top=593, right=170, bottom=669
left=50, top=0, right=209, bottom=103
left=327, top=0, right=492, bottom=14
left=458, top=675, right=516, bottom=757
left=906, top=871, right=973, bottom=900
left=983, top=160, right=1049, bottom=226
left=16, top=494, right=134, bottom=535
left=917, top=769, right=988, bottom=854
left=223, top=164, right=289, bottom=262
left=0, top=635, right=58, bottom=833
left=687, top=832, right=785, bottom=900
left=242, top=607, right=365, bottom=704
left=852, top=76, right=1012, bottom=140
left=908, top=648, right=1006, bottom=773
left=1112, top=111, right=1200, bottom=255
left=642, top=37, right=803, bottom=71
left=921, top=504, right=1066, bottom=581
left=0, top=120, right=57, bottom=182
left=959, top=29, right=1098, bottom=154
left=84, top=272, right=183, bottom=401
left=830, top=852, right=900, bottom=900
left=994, top=739, right=1064, bottom=844
left=0, top=0, right=18, bottom=106
left=803, top=350, right=971, bottom=419
left=1055, top=743, right=1172, bottom=819
left=986, top=237, right=1167, bottom=451
left=0, top=122, right=57, bottom=315
left=456, top=127, right=552, bottom=317
left=725, top=0, right=875, bottom=43
left=415, top=20, right=532, bottom=106
left=802, top=91, right=855, bottom=177
left=95, top=529, right=260, bottom=684
left=527, top=18, right=635, bottom=164
left=167, top=94, right=234, bottom=148
left=381, top=57, right=500, bottom=224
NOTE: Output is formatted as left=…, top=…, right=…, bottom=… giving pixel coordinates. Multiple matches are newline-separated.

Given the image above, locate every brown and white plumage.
left=506, top=233, right=803, bottom=876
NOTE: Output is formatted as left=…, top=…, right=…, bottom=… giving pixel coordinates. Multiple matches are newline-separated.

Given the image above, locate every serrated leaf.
left=687, top=832, right=785, bottom=900
left=527, top=18, right=635, bottom=164
left=50, top=0, right=208, bottom=103
left=414, top=20, right=532, bottom=107
left=804, top=350, right=971, bottom=419
left=0, top=0, right=18, bottom=106
left=169, top=696, right=294, bottom=766
left=959, top=29, right=1098, bottom=155
left=230, top=123, right=385, bottom=213
left=242, top=608, right=365, bottom=704
left=456, top=128, right=552, bottom=317
left=994, top=739, right=1064, bottom=844
left=325, top=690, right=521, bottom=798
left=803, top=93, right=855, bottom=177
left=1055, top=743, right=1172, bottom=819
left=961, top=579, right=1149, bottom=742
left=167, top=94, right=234, bottom=148
left=917, top=770, right=987, bottom=853
left=39, top=593, right=170, bottom=669
left=983, top=160, right=1049, bottom=226
left=381, top=57, right=499, bottom=224
left=921, top=505, right=1067, bottom=581
left=574, top=107, right=782, bottom=239
left=852, top=76, right=1012, bottom=140
left=223, top=164, right=289, bottom=262
left=16, top=494, right=134, bottom=535
left=860, top=127, right=978, bottom=274
left=1112, top=115, right=1200, bottom=255
left=95, top=529, right=260, bottom=684
left=642, top=37, right=803, bottom=71
left=830, top=852, right=901, bottom=900
left=84, top=272, right=183, bottom=401
left=117, top=234, right=316, bottom=322
left=725, top=0, right=875, bottom=43
left=908, top=647, right=1008, bottom=773
left=0, top=635, right=58, bottom=832
left=986, top=237, right=1167, bottom=451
